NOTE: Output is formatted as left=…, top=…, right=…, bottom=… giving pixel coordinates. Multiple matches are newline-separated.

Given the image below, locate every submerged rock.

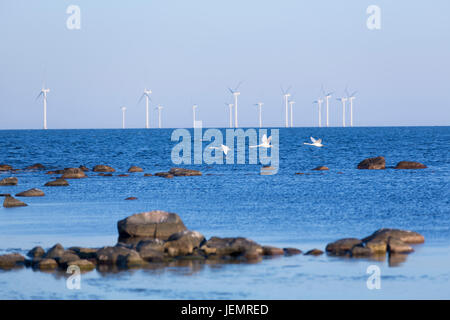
left=117, top=211, right=187, bottom=240
left=0, top=177, right=18, bottom=186
left=283, top=248, right=302, bottom=255
left=79, top=165, right=90, bottom=172
left=144, top=173, right=153, bottom=177
left=394, top=161, right=427, bottom=169
left=93, top=165, right=115, bottom=172
left=44, top=179, right=69, bottom=187
left=304, top=249, right=324, bottom=256
left=125, top=197, right=138, bottom=200
left=312, top=166, right=329, bottom=171
left=3, top=196, right=28, bottom=208
left=154, top=172, right=174, bottom=178
left=0, top=164, right=13, bottom=171
left=24, top=163, right=45, bottom=170
left=168, top=168, right=202, bottom=176
left=62, top=168, right=86, bottom=179
left=128, top=166, right=143, bottom=173
left=357, top=156, right=386, bottom=170
left=16, top=188, right=45, bottom=197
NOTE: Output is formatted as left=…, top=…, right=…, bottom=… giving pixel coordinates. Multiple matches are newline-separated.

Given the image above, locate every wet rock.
left=304, top=249, right=324, bottom=256
left=325, top=238, right=362, bottom=256
left=394, top=161, right=427, bottom=169
left=364, top=239, right=387, bottom=254
left=68, top=247, right=98, bottom=260
left=262, top=246, right=285, bottom=256
left=46, top=170, right=65, bottom=175
left=0, top=177, right=18, bottom=186
left=57, top=252, right=81, bottom=267
left=45, top=179, right=69, bottom=187
left=93, top=165, right=115, bottom=173
left=62, top=168, right=86, bottom=179
left=357, top=156, right=386, bottom=170
left=67, top=259, right=96, bottom=271
left=137, top=240, right=165, bottom=262
left=24, top=163, right=45, bottom=170
left=0, top=164, right=13, bottom=171
left=0, top=253, right=25, bottom=269
left=295, top=172, right=305, bottom=175
left=312, top=166, right=329, bottom=171
left=164, top=230, right=206, bottom=257
left=154, top=172, right=174, bottom=178
left=117, top=251, right=146, bottom=268
left=36, top=258, right=58, bottom=270
left=387, top=237, right=414, bottom=254
left=27, top=246, right=45, bottom=258
left=96, top=246, right=138, bottom=265
left=144, top=173, right=153, bottom=177
left=79, top=165, right=89, bottom=172
left=118, top=174, right=129, bottom=177
left=125, top=197, right=138, bottom=200
left=98, top=173, right=113, bottom=177
left=283, top=248, right=302, bottom=255
left=3, top=196, right=28, bottom=208
left=243, top=248, right=262, bottom=261
left=117, top=211, right=187, bottom=240
left=200, top=237, right=263, bottom=257
left=15, top=188, right=45, bottom=197
left=362, top=228, right=424, bottom=244
left=350, top=246, right=373, bottom=257
left=168, top=168, right=202, bottom=176
left=128, top=166, right=143, bottom=173
left=44, top=244, right=65, bottom=259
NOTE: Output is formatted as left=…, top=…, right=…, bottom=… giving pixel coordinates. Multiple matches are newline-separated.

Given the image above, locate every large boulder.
left=93, top=165, right=115, bottom=172
left=0, top=164, right=13, bottom=171
left=357, top=156, right=386, bottom=170
left=0, top=253, right=25, bottom=269
left=62, top=168, right=86, bottom=179
left=394, top=161, right=427, bottom=169
left=362, top=228, right=424, bottom=244
left=325, top=238, right=362, bottom=256
left=44, top=179, right=69, bottom=187
left=128, top=166, right=143, bottom=173
left=168, top=168, right=202, bottom=176
left=16, top=188, right=45, bottom=197
left=0, top=177, right=18, bottom=186
left=117, top=211, right=187, bottom=240
left=164, top=230, right=206, bottom=257
left=3, top=196, right=27, bottom=208
left=200, top=237, right=263, bottom=257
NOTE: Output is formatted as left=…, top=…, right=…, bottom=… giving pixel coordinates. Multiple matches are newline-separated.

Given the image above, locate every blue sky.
left=0, top=0, right=449, bottom=129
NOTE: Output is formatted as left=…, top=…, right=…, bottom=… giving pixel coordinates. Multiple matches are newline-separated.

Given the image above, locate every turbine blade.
left=234, top=80, right=244, bottom=91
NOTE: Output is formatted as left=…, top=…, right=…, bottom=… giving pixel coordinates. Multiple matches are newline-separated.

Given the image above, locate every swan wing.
left=316, top=138, right=322, bottom=144
left=310, top=137, right=317, bottom=143
left=261, top=134, right=268, bottom=144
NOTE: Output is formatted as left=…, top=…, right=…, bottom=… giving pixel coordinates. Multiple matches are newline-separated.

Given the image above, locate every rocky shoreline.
left=0, top=210, right=425, bottom=272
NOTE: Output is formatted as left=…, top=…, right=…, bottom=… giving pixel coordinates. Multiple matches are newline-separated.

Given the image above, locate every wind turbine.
left=281, top=86, right=291, bottom=128
left=225, top=103, right=234, bottom=128
left=313, top=99, right=323, bottom=127
left=336, top=97, right=348, bottom=127
left=322, top=86, right=334, bottom=127
left=346, top=88, right=357, bottom=127
left=155, top=105, right=163, bottom=128
left=192, top=104, right=198, bottom=128
left=254, top=102, right=263, bottom=128
left=228, top=81, right=243, bottom=128
left=121, top=107, right=127, bottom=129
left=289, top=101, right=295, bottom=127
left=36, top=86, right=50, bottom=130
left=139, top=89, right=152, bottom=129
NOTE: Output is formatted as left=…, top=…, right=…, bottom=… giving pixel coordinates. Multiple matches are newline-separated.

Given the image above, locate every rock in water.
left=27, top=246, right=46, bottom=258
left=362, top=228, right=425, bottom=244
left=36, top=258, right=58, bottom=270
left=164, top=230, right=206, bottom=256
left=394, top=161, right=427, bottom=169
left=44, top=179, right=69, bottom=187
left=312, top=166, right=329, bottom=171
left=0, top=253, right=25, bottom=269
left=0, top=177, right=18, bottom=186
left=15, top=188, right=45, bottom=197
left=387, top=237, right=414, bottom=254
left=79, top=165, right=89, bottom=172
left=44, top=244, right=65, bottom=259
left=357, top=156, right=386, bottom=170
left=168, top=168, right=202, bottom=176
left=92, top=165, right=115, bottom=172
left=0, top=164, right=13, bottom=171
left=3, top=196, right=28, bottom=208
left=304, top=249, right=324, bottom=256
left=154, top=172, right=174, bottom=179
left=67, top=259, right=96, bottom=271
left=62, top=168, right=86, bottom=179
left=24, top=163, right=45, bottom=170
left=262, top=246, right=285, bottom=256
left=200, top=237, right=263, bottom=257
left=128, top=166, right=143, bottom=173
left=125, top=197, right=138, bottom=201
left=325, top=238, right=362, bottom=256
left=117, top=211, right=187, bottom=240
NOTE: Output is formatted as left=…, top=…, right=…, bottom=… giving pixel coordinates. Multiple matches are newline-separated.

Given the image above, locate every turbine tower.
left=139, top=89, right=152, bottom=129
left=313, top=99, right=323, bottom=127
left=281, top=86, right=291, bottom=128
left=121, top=107, right=127, bottom=129
left=36, top=87, right=50, bottom=130
left=289, top=101, right=295, bottom=127
left=192, top=104, right=198, bottom=128
left=337, top=97, right=348, bottom=127
left=228, top=81, right=243, bottom=128
left=155, top=105, right=163, bottom=129
left=225, top=103, right=234, bottom=128
left=346, top=89, right=357, bottom=127
left=254, top=102, right=263, bottom=128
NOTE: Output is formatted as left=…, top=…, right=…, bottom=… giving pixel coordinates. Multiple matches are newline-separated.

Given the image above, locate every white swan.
left=304, top=137, right=324, bottom=147
left=209, top=144, right=231, bottom=155
left=250, top=134, right=273, bottom=148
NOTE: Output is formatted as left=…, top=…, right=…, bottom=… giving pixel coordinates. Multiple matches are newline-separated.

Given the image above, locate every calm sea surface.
left=0, top=127, right=449, bottom=299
